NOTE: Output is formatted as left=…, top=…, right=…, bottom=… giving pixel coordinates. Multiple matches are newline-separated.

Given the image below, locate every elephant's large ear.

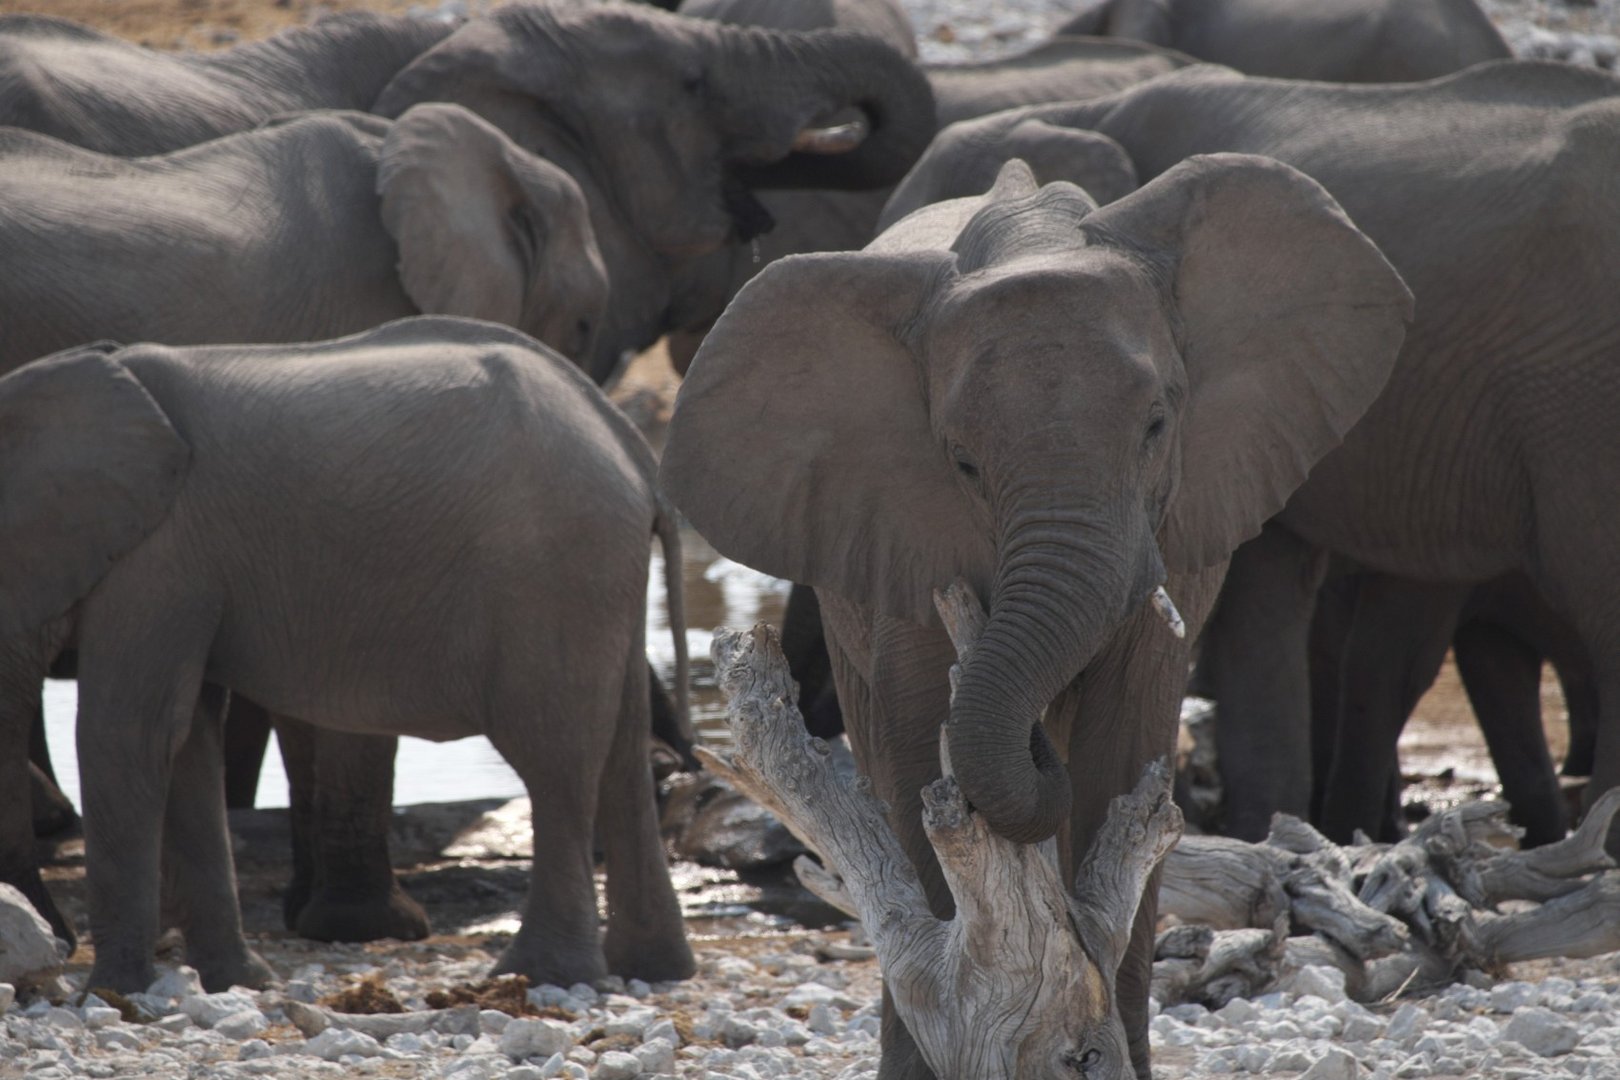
left=0, top=345, right=190, bottom=636
left=371, top=17, right=558, bottom=119
left=662, top=250, right=995, bottom=626
left=377, top=103, right=586, bottom=328
left=1084, top=153, right=1412, bottom=572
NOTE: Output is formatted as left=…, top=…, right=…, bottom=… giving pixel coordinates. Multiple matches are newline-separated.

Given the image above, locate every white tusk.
left=791, top=116, right=870, bottom=154
left=1151, top=586, right=1186, bottom=639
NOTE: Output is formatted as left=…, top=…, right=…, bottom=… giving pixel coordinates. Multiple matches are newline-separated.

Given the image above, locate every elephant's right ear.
left=0, top=346, right=190, bottom=636
left=662, top=250, right=995, bottom=626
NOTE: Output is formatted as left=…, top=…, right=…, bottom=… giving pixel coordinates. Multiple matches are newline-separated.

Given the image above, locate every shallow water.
left=40, top=525, right=1563, bottom=818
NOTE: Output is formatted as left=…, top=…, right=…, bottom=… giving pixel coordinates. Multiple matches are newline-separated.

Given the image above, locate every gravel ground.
left=9, top=3, right=1620, bottom=1079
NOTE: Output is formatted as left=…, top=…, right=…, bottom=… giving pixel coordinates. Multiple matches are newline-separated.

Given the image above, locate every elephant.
left=0, top=2, right=937, bottom=381
left=0, top=103, right=607, bottom=374
left=0, top=100, right=610, bottom=947
left=966, top=60, right=1620, bottom=846
left=1305, top=570, right=1594, bottom=847
left=661, top=0, right=1188, bottom=374
left=0, top=315, right=695, bottom=995
left=1058, top=0, right=1511, bottom=82
left=661, top=155, right=1412, bottom=1078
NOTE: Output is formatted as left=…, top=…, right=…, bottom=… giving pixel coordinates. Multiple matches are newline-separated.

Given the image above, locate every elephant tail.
left=654, top=499, right=694, bottom=751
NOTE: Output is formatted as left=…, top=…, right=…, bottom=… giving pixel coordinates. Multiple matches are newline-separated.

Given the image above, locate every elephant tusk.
left=791, top=115, right=870, bottom=154
left=1151, top=586, right=1186, bottom=639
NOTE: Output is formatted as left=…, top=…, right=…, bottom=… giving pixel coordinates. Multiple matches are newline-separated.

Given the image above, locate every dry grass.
left=6, top=0, right=418, bottom=50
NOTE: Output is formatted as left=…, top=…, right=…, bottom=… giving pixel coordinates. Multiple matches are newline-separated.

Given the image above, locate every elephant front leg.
left=1204, top=524, right=1328, bottom=840
left=288, top=723, right=428, bottom=944
left=160, top=684, right=274, bottom=991
left=1, top=638, right=74, bottom=950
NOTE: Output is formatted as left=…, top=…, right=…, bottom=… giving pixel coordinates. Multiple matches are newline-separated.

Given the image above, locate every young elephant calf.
left=0, top=316, right=694, bottom=993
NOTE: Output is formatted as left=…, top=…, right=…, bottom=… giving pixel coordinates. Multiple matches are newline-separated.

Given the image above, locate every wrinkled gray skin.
left=1304, top=570, right=1593, bottom=848
left=0, top=317, right=695, bottom=994
left=662, top=156, right=1411, bottom=1079
left=1060, top=0, right=1510, bottom=81
left=663, top=0, right=1189, bottom=375
left=990, top=61, right=1620, bottom=847
left=0, top=104, right=606, bottom=373
left=0, top=2, right=938, bottom=382
left=0, top=102, right=608, bottom=949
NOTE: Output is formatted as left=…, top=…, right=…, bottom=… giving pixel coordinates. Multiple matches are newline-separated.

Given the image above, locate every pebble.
left=1502, top=1006, right=1581, bottom=1057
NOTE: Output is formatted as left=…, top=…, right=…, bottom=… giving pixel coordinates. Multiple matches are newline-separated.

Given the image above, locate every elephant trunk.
left=718, top=27, right=936, bottom=191
left=947, top=493, right=1163, bottom=844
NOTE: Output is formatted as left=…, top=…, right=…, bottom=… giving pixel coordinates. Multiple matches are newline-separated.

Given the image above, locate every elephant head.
left=376, top=103, right=608, bottom=364
left=372, top=0, right=935, bottom=258
left=663, top=155, right=1412, bottom=844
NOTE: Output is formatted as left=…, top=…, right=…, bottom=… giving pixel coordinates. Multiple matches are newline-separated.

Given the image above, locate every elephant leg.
left=1454, top=619, right=1566, bottom=846
left=78, top=636, right=212, bottom=992
left=1559, top=662, right=1600, bottom=778
left=598, top=647, right=693, bottom=981
left=1062, top=606, right=1195, bottom=1080
left=647, top=660, right=700, bottom=773
left=1317, top=576, right=1464, bottom=844
left=782, top=583, right=844, bottom=739
left=1, top=639, right=75, bottom=949
left=222, top=696, right=272, bottom=811
left=1305, top=574, right=1357, bottom=823
left=273, top=714, right=318, bottom=931
left=488, top=648, right=625, bottom=988
left=1205, top=523, right=1328, bottom=840
left=821, top=600, right=957, bottom=1080
left=291, top=725, right=428, bottom=944
left=160, top=683, right=274, bottom=990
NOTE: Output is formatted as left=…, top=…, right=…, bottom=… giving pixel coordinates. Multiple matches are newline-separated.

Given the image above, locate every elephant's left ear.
left=0, top=345, right=191, bottom=636
left=1084, top=153, right=1413, bottom=572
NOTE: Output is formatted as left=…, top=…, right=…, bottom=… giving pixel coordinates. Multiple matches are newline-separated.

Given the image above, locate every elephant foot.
left=490, top=939, right=607, bottom=990
left=604, top=933, right=695, bottom=983
left=192, top=947, right=277, bottom=993
left=294, top=883, right=430, bottom=943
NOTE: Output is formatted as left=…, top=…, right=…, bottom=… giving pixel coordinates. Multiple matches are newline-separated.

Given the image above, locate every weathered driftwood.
left=1153, top=792, right=1620, bottom=1004
left=284, top=999, right=480, bottom=1038
left=700, top=580, right=1182, bottom=1080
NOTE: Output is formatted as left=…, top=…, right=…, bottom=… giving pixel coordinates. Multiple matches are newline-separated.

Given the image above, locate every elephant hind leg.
left=2, top=657, right=75, bottom=950
left=282, top=722, right=429, bottom=945
left=599, top=640, right=693, bottom=981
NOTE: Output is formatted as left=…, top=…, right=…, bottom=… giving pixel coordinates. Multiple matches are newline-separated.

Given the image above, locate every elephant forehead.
left=928, top=256, right=1174, bottom=380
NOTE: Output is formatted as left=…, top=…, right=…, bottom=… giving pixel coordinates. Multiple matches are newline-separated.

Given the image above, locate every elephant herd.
left=4, top=0, right=1617, bottom=1078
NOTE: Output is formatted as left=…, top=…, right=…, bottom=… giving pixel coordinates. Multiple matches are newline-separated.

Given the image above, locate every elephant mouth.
left=721, top=176, right=777, bottom=244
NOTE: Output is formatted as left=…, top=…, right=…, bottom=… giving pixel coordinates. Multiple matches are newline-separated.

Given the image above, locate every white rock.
left=180, top=990, right=261, bottom=1028
left=500, top=1018, right=572, bottom=1061
left=1217, top=997, right=1260, bottom=1025
left=44, top=1006, right=81, bottom=1029
left=537, top=1051, right=567, bottom=1077
left=604, top=1007, right=658, bottom=1037
left=1491, top=982, right=1538, bottom=1014
left=1289, top=965, right=1349, bottom=1005
left=1386, top=1003, right=1428, bottom=1044
left=509, top=1067, right=546, bottom=1080
left=304, top=1027, right=386, bottom=1061
left=1268, top=1045, right=1315, bottom=1072
left=146, top=965, right=205, bottom=1000
left=636, top=1037, right=677, bottom=1073
left=593, top=1050, right=641, bottom=1079
left=626, top=980, right=652, bottom=1000
left=1300, top=1047, right=1361, bottom=1080
left=0, top=885, right=65, bottom=989
left=480, top=1009, right=512, bottom=1035
left=83, top=1005, right=124, bottom=1029
left=0, top=982, right=13, bottom=1012
left=644, top=1018, right=680, bottom=1046
left=1502, top=1007, right=1580, bottom=1057
left=806, top=1005, right=838, bottom=1036
left=214, top=1010, right=270, bottom=1040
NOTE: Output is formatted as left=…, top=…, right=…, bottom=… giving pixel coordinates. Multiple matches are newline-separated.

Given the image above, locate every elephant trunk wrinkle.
left=946, top=525, right=1141, bottom=844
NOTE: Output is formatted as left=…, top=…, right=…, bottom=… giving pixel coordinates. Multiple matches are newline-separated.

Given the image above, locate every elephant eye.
left=950, top=445, right=980, bottom=482
left=1145, top=411, right=1166, bottom=443
left=681, top=70, right=706, bottom=95
left=576, top=318, right=592, bottom=340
